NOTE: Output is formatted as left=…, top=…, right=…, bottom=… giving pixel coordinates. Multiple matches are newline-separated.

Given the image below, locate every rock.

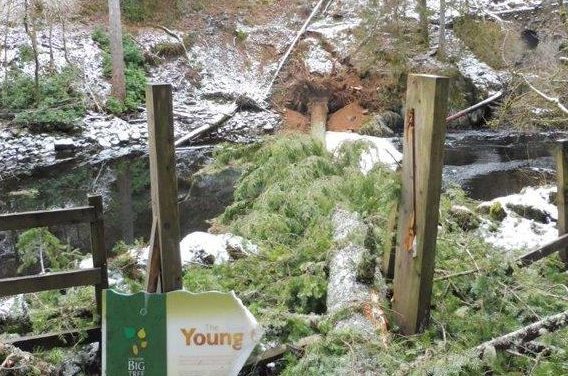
left=449, top=205, right=481, bottom=231
left=98, top=138, right=112, bottom=148
left=118, top=131, right=130, bottom=144
left=0, top=231, right=18, bottom=279
left=359, top=111, right=401, bottom=137
left=0, top=295, right=32, bottom=334
left=182, top=166, right=242, bottom=231
left=57, top=343, right=100, bottom=376
left=54, top=138, right=76, bottom=151
left=506, top=203, right=552, bottom=224
left=179, top=232, right=258, bottom=265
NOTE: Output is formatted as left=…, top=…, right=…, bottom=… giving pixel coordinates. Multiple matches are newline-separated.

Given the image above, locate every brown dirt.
left=281, top=109, right=310, bottom=133
left=327, top=102, right=369, bottom=132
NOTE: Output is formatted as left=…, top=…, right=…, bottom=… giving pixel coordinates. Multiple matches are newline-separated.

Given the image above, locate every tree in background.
left=108, top=0, right=126, bottom=102
left=23, top=0, right=40, bottom=102
left=16, top=228, right=82, bottom=274
left=417, top=0, right=429, bottom=45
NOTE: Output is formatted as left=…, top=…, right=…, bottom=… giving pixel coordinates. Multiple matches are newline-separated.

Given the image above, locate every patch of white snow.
left=326, top=131, right=402, bottom=173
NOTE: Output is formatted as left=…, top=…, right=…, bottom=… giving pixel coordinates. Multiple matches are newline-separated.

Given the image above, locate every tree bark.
left=308, top=98, right=328, bottom=146
left=0, top=342, right=56, bottom=375
left=475, top=309, right=568, bottom=358
left=417, top=0, right=429, bottom=45
left=23, top=0, right=40, bottom=103
left=438, top=0, right=446, bottom=60
left=327, top=209, right=389, bottom=346
left=108, top=0, right=126, bottom=101
left=3, top=0, right=12, bottom=88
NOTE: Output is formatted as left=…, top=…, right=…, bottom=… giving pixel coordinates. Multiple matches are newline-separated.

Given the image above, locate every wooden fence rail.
left=0, top=195, right=108, bottom=352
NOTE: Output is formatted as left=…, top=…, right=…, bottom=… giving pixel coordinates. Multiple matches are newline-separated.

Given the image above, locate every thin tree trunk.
left=438, top=0, right=446, bottom=60
left=3, top=0, right=12, bottom=89
left=475, top=309, right=568, bottom=358
left=60, top=17, right=69, bottom=64
left=48, top=23, right=54, bottom=70
left=108, top=0, right=126, bottom=101
left=417, top=0, right=429, bottom=45
left=308, top=98, right=328, bottom=146
left=23, top=0, right=40, bottom=103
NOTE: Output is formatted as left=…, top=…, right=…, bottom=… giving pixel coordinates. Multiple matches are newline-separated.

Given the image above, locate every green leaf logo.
left=123, top=327, right=136, bottom=339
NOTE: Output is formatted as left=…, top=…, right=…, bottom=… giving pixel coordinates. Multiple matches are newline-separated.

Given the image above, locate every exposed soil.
left=327, top=102, right=369, bottom=132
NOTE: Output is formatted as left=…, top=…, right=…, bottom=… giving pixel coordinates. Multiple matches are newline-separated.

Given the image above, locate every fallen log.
left=475, top=309, right=568, bottom=358
left=174, top=103, right=237, bottom=147
left=327, top=209, right=389, bottom=346
left=446, top=91, right=503, bottom=123
left=516, top=233, right=568, bottom=268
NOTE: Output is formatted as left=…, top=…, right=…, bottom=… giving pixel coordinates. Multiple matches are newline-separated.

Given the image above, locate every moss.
left=489, top=201, right=507, bottom=221
left=454, top=18, right=510, bottom=70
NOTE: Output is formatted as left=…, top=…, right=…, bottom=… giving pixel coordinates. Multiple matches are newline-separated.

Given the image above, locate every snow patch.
left=479, top=186, right=558, bottom=251
left=325, top=131, right=402, bottom=173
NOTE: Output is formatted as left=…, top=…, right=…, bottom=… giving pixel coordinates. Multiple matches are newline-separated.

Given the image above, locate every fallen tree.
left=475, top=309, right=568, bottom=358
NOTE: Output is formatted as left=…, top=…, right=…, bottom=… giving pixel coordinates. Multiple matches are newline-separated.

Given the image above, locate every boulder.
left=449, top=205, right=481, bottom=231
left=53, top=138, right=77, bottom=152
left=0, top=231, right=17, bottom=279
left=360, top=111, right=403, bottom=137
left=181, top=166, right=242, bottom=232
left=506, top=203, right=552, bottom=224
left=0, top=295, right=32, bottom=334
left=57, top=343, right=100, bottom=376
left=179, top=232, right=258, bottom=265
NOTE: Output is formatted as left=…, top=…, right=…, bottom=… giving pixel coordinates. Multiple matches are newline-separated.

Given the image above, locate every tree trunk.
left=48, top=23, right=54, bottom=70
left=108, top=0, right=126, bottom=101
left=308, top=98, right=328, bottom=146
left=438, top=0, right=446, bottom=60
left=117, top=164, right=134, bottom=243
left=327, top=209, right=389, bottom=345
left=23, top=0, right=40, bottom=103
left=61, top=16, right=69, bottom=64
left=475, top=309, right=568, bottom=358
left=417, top=0, right=429, bottom=45
left=3, top=0, right=12, bottom=89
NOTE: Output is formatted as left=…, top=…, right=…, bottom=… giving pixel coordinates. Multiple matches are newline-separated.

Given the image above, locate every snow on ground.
left=80, top=232, right=258, bottom=289
left=325, top=131, right=402, bottom=173
left=479, top=186, right=558, bottom=251
left=405, top=0, right=543, bottom=20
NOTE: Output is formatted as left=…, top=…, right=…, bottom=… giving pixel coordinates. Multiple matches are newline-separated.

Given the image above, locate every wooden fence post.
left=146, top=83, right=183, bottom=292
left=89, top=194, right=108, bottom=320
left=392, top=74, right=449, bottom=335
left=556, top=139, right=568, bottom=268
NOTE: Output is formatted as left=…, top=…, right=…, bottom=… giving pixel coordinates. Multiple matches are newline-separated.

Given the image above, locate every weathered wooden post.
left=556, top=139, right=568, bottom=268
left=392, top=74, right=449, bottom=335
left=89, top=194, right=108, bottom=319
left=145, top=83, right=183, bottom=292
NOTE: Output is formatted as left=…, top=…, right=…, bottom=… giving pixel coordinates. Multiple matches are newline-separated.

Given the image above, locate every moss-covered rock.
left=449, top=205, right=480, bottom=231
left=489, top=201, right=507, bottom=221
left=506, top=202, right=551, bottom=223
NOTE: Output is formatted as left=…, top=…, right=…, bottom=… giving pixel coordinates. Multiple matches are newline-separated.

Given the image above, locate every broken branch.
left=475, top=309, right=568, bottom=358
